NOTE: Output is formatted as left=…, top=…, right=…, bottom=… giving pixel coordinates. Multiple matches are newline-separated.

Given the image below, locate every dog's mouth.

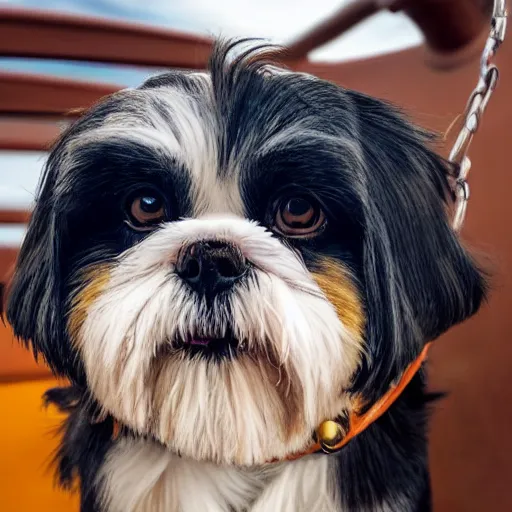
left=189, top=338, right=215, bottom=347
left=174, top=330, right=241, bottom=360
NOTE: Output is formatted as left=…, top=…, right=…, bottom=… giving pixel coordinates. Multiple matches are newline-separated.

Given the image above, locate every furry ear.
left=349, top=91, right=486, bottom=399
left=6, top=152, right=72, bottom=377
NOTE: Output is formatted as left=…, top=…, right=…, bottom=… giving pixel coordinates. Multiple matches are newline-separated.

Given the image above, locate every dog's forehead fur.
left=53, top=45, right=364, bottom=222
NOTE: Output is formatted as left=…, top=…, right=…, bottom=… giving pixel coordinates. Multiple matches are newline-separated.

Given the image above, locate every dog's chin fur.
left=69, top=217, right=361, bottom=466
left=7, top=39, right=485, bottom=511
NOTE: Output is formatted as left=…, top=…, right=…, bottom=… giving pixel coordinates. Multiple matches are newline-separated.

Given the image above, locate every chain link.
left=450, top=0, right=508, bottom=231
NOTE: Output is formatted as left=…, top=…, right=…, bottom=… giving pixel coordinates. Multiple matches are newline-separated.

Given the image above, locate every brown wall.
left=298, top=31, right=512, bottom=512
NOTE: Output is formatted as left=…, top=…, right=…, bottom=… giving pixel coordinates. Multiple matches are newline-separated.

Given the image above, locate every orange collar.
left=282, top=342, right=432, bottom=462
left=111, top=343, right=431, bottom=463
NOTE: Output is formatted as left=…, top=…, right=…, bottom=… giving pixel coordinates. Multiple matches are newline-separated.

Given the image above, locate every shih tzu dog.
left=7, top=40, right=485, bottom=511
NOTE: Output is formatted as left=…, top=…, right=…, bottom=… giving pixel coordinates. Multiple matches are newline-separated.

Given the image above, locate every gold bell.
left=317, top=420, right=344, bottom=453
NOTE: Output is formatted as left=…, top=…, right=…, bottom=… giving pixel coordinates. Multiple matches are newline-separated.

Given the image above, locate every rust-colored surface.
left=0, top=209, right=30, bottom=224
left=0, top=71, right=119, bottom=117
left=0, top=247, right=17, bottom=281
left=399, top=0, right=488, bottom=52
left=0, top=7, right=212, bottom=69
left=0, top=119, right=62, bottom=151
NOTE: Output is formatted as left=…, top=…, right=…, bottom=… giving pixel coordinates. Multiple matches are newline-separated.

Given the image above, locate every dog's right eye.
left=274, top=196, right=326, bottom=238
left=125, top=190, right=166, bottom=231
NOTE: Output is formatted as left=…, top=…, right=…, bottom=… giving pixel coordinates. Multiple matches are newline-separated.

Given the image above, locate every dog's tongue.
left=190, top=338, right=211, bottom=346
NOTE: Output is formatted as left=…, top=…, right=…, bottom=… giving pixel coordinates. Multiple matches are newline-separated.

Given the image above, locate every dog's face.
left=7, top=42, right=484, bottom=465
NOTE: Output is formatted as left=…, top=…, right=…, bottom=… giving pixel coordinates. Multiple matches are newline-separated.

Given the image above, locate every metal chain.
left=450, top=0, right=508, bottom=231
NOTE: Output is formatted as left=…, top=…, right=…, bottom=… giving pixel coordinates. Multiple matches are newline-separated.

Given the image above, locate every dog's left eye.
left=274, top=196, right=326, bottom=238
left=126, top=191, right=166, bottom=231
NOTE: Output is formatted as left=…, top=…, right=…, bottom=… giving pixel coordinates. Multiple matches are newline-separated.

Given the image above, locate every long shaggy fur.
left=7, top=39, right=485, bottom=511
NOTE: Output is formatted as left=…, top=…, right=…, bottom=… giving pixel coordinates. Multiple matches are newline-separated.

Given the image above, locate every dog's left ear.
left=347, top=91, right=487, bottom=397
left=6, top=151, right=72, bottom=377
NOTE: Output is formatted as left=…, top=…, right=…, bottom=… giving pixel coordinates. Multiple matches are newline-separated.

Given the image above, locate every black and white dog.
left=7, top=40, right=485, bottom=511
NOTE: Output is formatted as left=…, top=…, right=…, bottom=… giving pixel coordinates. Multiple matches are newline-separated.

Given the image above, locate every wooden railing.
left=0, top=7, right=213, bottom=68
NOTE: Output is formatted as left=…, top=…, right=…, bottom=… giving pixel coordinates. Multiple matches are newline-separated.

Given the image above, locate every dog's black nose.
left=176, top=240, right=247, bottom=296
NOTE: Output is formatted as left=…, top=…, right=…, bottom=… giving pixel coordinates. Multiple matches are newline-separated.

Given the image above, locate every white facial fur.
left=73, top=216, right=361, bottom=465
left=98, top=438, right=340, bottom=512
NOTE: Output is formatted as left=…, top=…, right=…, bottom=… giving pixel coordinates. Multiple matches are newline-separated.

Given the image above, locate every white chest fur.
left=98, top=438, right=340, bottom=512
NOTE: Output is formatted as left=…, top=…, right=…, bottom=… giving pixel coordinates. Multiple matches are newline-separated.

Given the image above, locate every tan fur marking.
left=67, top=265, right=112, bottom=349
left=311, top=259, right=365, bottom=340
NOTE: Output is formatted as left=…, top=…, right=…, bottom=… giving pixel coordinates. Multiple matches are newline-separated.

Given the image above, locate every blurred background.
left=0, top=1, right=510, bottom=511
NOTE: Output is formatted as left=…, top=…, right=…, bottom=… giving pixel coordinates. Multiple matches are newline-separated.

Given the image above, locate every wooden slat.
left=0, top=71, right=120, bottom=117
left=0, top=118, right=62, bottom=151
left=0, top=7, right=213, bottom=69
left=0, top=210, right=30, bottom=224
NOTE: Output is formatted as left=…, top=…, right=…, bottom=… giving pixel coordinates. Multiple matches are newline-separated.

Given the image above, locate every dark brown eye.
left=127, top=192, right=166, bottom=231
left=275, top=196, right=326, bottom=237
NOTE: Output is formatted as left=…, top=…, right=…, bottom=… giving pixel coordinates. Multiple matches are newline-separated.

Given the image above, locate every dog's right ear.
left=6, top=153, right=71, bottom=377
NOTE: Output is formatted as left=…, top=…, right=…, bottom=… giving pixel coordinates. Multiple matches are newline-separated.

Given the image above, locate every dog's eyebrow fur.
left=51, top=135, right=185, bottom=198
